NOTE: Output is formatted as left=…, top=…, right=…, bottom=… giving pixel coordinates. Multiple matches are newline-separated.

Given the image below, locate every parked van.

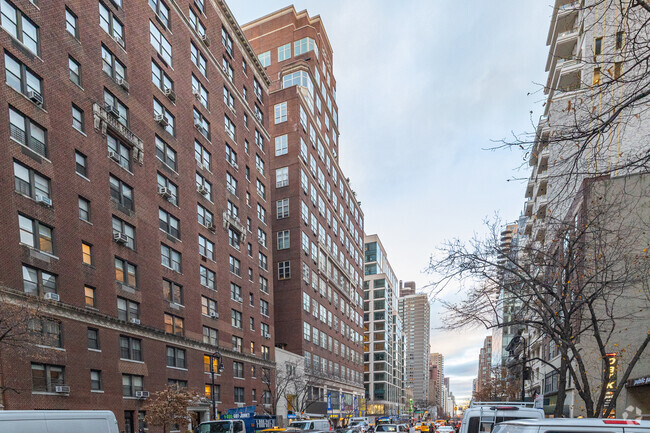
left=0, top=410, right=119, bottom=433
left=492, top=418, right=650, bottom=433
left=289, top=419, right=331, bottom=431
left=460, top=402, right=543, bottom=433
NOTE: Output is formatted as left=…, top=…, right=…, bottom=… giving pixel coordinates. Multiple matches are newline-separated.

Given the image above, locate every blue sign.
left=327, top=394, right=332, bottom=411
left=354, top=396, right=358, bottom=416
left=287, top=414, right=298, bottom=419
left=340, top=393, right=345, bottom=411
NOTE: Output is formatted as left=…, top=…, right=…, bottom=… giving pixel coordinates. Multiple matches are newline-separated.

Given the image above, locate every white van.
left=289, top=419, right=331, bottom=431
left=0, top=410, right=119, bottom=433
left=460, top=402, right=544, bottom=433
left=492, top=418, right=650, bottom=433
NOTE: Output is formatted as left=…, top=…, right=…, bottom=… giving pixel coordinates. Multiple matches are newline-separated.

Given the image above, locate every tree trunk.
left=553, top=351, right=568, bottom=418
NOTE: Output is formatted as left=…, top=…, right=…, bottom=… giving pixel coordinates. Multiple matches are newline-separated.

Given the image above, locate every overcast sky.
left=231, top=0, right=553, bottom=403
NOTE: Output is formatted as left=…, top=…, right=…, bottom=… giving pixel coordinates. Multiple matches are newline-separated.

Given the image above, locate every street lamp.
left=211, top=351, right=225, bottom=420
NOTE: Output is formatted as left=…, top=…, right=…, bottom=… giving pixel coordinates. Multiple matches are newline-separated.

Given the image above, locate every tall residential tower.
left=399, top=282, right=430, bottom=405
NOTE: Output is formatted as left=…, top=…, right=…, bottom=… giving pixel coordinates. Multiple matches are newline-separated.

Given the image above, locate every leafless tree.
left=142, top=385, right=201, bottom=433
left=261, top=362, right=322, bottom=419
left=473, top=367, right=521, bottom=402
left=428, top=175, right=650, bottom=418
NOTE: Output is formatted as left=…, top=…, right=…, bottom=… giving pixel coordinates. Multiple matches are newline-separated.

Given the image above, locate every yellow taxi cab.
left=415, top=423, right=430, bottom=432
left=261, top=428, right=287, bottom=433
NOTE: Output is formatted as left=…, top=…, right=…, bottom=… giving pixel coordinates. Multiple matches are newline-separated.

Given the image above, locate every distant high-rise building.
left=429, top=353, right=444, bottom=411
left=399, top=282, right=430, bottom=404
left=476, top=336, right=493, bottom=395
left=242, top=6, right=366, bottom=417
left=363, top=235, right=404, bottom=416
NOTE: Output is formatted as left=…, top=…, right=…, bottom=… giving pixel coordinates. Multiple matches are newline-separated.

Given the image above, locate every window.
left=222, top=27, right=233, bottom=56
left=232, top=335, right=243, bottom=353
left=149, top=0, right=170, bottom=28
left=255, top=129, right=264, bottom=150
left=72, top=105, right=84, bottom=132
left=157, top=173, right=178, bottom=206
left=200, top=265, right=216, bottom=290
left=65, top=7, right=78, bottom=38
left=277, top=230, right=290, bottom=250
left=99, top=3, right=124, bottom=45
left=225, top=144, right=237, bottom=169
left=117, top=297, right=140, bottom=322
left=5, top=52, right=43, bottom=101
left=163, top=279, right=183, bottom=305
left=196, top=173, right=212, bottom=201
left=257, top=203, right=267, bottom=223
left=226, top=172, right=238, bottom=196
left=203, top=326, right=218, bottom=345
left=84, top=285, right=95, bottom=307
left=276, top=198, right=289, bottom=219
left=9, top=107, right=47, bottom=156
left=159, top=208, right=180, bottom=239
left=230, top=283, right=242, bottom=302
left=256, top=179, right=266, bottom=199
left=1, top=0, right=39, bottom=53
left=107, top=135, right=131, bottom=172
left=275, top=135, right=288, bottom=156
left=166, top=346, right=186, bottom=369
left=112, top=216, right=135, bottom=249
left=278, top=43, right=291, bottom=61
left=22, top=265, right=56, bottom=297
left=82, top=242, right=93, bottom=265
left=102, top=45, right=126, bottom=81
left=233, top=361, right=244, bottom=378
left=89, top=370, right=102, bottom=391
left=150, top=21, right=172, bottom=64
left=193, top=107, right=210, bottom=139
left=258, top=51, right=270, bottom=67
left=119, top=336, right=142, bottom=361
left=274, top=102, right=287, bottom=124
left=197, top=204, right=214, bottom=228
left=199, top=235, right=214, bottom=260
left=202, top=296, right=217, bottom=316
left=278, top=261, right=291, bottom=280
left=276, top=167, right=289, bottom=188
left=28, top=317, right=62, bottom=348
left=255, top=104, right=264, bottom=124
left=192, top=75, right=209, bottom=109
left=593, top=67, right=601, bottom=85
left=229, top=255, right=241, bottom=276
left=164, top=313, right=184, bottom=336
left=104, top=90, right=128, bottom=127
left=195, top=141, right=211, bottom=169
left=222, top=56, right=234, bottom=81
left=115, top=257, right=137, bottom=287
left=78, top=197, right=90, bottom=222
left=616, top=31, right=625, bottom=50
left=260, top=276, right=269, bottom=294
left=261, top=346, right=270, bottom=361
left=191, top=42, right=207, bottom=76
left=224, top=115, right=236, bottom=141
left=614, top=62, right=623, bottom=79
left=151, top=60, right=173, bottom=92
left=88, top=328, right=100, bottom=350
left=31, top=363, right=64, bottom=393
left=161, top=244, right=181, bottom=272
left=204, top=383, right=221, bottom=400
left=594, top=36, right=603, bottom=56
left=18, top=214, right=53, bottom=254
left=234, top=386, right=245, bottom=404
left=155, top=136, right=177, bottom=171
left=153, top=99, right=175, bottom=136
left=109, top=175, right=134, bottom=211
left=122, top=374, right=144, bottom=397
left=68, top=56, right=81, bottom=85
left=231, top=309, right=242, bottom=328
left=259, top=252, right=268, bottom=271
left=260, top=299, right=269, bottom=317
left=261, top=323, right=270, bottom=338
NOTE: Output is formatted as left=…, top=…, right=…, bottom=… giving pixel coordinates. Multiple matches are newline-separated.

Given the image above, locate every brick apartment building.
left=0, top=0, right=277, bottom=430
left=242, top=7, right=366, bottom=418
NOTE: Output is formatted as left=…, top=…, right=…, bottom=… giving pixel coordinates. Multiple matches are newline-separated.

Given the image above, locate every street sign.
left=327, top=394, right=332, bottom=411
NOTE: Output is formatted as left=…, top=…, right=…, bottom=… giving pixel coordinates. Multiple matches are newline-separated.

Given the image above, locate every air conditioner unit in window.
left=105, top=103, right=120, bottom=117
left=154, top=113, right=169, bottom=127
left=163, top=86, right=177, bottom=102
left=209, top=312, right=219, bottom=319
left=113, top=231, right=128, bottom=244
left=158, top=186, right=172, bottom=198
left=36, top=195, right=53, bottom=207
left=135, top=391, right=150, bottom=399
left=231, top=161, right=239, bottom=170
left=197, top=185, right=208, bottom=195
left=130, top=317, right=141, bottom=325
left=200, top=33, right=211, bottom=46
left=27, top=90, right=43, bottom=106
left=55, top=385, right=70, bottom=393
left=108, top=150, right=120, bottom=163
left=192, top=89, right=201, bottom=100
left=263, top=333, right=271, bottom=339
left=116, top=78, right=130, bottom=91
left=194, top=121, right=205, bottom=135
left=207, top=223, right=216, bottom=232
left=113, top=34, right=125, bottom=47
left=44, top=292, right=60, bottom=302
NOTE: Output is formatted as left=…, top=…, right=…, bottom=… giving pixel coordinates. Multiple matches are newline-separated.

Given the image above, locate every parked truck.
left=197, top=406, right=276, bottom=433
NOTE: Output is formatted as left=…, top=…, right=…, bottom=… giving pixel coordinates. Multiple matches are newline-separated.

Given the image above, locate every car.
left=376, top=424, right=399, bottom=432
left=396, top=424, right=413, bottom=433
left=437, top=427, right=455, bottom=433
left=415, top=423, right=430, bottom=432
left=350, top=421, right=371, bottom=432
left=491, top=418, right=650, bottom=433
left=290, top=420, right=331, bottom=431
left=460, top=402, right=543, bottom=433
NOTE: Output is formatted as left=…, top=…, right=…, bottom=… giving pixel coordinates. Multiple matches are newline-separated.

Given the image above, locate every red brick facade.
left=0, top=0, right=275, bottom=431
left=243, top=7, right=366, bottom=411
